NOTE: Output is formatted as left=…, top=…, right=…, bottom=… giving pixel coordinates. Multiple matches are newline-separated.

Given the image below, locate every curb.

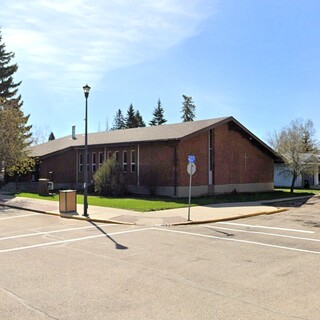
left=168, top=208, right=288, bottom=226
left=59, top=213, right=136, bottom=225
left=1, top=201, right=287, bottom=226
left=0, top=202, right=135, bottom=225
left=261, top=195, right=315, bottom=205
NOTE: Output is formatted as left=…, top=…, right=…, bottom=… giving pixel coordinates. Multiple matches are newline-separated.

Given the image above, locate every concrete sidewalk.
left=0, top=192, right=295, bottom=226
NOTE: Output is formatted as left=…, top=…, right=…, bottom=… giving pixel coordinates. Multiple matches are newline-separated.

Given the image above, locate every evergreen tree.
left=111, top=109, right=126, bottom=130
left=94, top=154, right=126, bottom=196
left=149, top=99, right=167, bottom=126
left=181, top=95, right=196, bottom=122
left=0, top=31, right=21, bottom=104
left=125, top=104, right=138, bottom=128
left=0, top=30, right=34, bottom=176
left=135, top=110, right=146, bottom=127
left=48, top=132, right=55, bottom=141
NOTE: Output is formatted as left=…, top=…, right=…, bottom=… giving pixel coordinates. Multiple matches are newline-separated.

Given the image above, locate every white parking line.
left=0, top=213, right=41, bottom=220
left=217, top=222, right=314, bottom=234
left=0, top=224, right=115, bottom=241
left=0, top=228, right=151, bottom=254
left=155, top=228, right=320, bottom=255
left=206, top=226, right=320, bottom=242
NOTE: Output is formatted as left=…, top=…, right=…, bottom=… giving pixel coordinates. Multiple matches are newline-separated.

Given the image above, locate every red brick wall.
left=177, top=131, right=209, bottom=186
left=40, top=149, right=77, bottom=183
left=139, top=143, right=176, bottom=187
left=37, top=124, right=274, bottom=193
left=214, top=124, right=273, bottom=185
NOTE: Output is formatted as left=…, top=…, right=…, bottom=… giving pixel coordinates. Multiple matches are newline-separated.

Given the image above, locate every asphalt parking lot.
left=0, top=198, right=319, bottom=320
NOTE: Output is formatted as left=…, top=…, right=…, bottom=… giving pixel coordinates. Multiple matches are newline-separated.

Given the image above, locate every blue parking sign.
left=188, top=155, right=196, bottom=163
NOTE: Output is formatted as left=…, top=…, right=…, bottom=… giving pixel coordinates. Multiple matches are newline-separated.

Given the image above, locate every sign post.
left=187, top=155, right=196, bottom=221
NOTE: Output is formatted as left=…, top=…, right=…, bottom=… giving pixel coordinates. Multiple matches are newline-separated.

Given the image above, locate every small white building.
left=274, top=154, right=320, bottom=188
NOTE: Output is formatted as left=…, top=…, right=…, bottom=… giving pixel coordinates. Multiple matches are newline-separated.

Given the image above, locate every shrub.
left=93, top=156, right=126, bottom=196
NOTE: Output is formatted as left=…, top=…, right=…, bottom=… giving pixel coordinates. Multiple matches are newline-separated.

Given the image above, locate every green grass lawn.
left=15, top=188, right=319, bottom=212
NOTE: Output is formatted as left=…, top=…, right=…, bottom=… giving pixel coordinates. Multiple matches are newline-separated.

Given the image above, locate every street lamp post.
left=83, top=84, right=90, bottom=217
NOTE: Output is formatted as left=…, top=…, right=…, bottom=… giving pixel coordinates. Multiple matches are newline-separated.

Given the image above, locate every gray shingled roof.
left=28, top=116, right=279, bottom=159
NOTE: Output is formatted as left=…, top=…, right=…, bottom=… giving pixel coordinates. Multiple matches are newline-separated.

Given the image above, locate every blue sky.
left=1, top=0, right=319, bottom=142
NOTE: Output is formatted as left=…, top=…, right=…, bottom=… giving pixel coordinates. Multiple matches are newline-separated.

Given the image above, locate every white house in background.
left=274, top=154, right=320, bottom=188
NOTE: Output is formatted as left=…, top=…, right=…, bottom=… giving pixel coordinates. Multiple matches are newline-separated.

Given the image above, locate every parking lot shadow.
left=89, top=221, right=128, bottom=250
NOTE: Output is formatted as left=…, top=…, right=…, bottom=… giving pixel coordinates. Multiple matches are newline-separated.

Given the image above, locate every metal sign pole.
left=188, top=165, right=193, bottom=221
left=187, top=155, right=196, bottom=222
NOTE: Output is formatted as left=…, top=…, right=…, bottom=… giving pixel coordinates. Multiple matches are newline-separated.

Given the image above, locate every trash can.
left=38, top=178, right=49, bottom=196
left=59, top=190, right=77, bottom=213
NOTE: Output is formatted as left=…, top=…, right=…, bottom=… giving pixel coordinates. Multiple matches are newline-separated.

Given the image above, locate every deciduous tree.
left=268, top=118, right=319, bottom=192
left=0, top=99, right=34, bottom=175
left=0, top=30, right=34, bottom=176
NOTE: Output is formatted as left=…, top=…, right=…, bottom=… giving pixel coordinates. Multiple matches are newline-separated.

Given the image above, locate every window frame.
left=123, top=150, right=128, bottom=173
left=92, top=152, right=96, bottom=172
left=130, top=150, right=136, bottom=173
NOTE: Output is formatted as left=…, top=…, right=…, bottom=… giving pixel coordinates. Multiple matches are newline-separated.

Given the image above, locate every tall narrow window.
left=79, top=153, right=83, bottom=173
left=209, top=130, right=213, bottom=171
left=92, top=153, right=96, bottom=172
left=131, top=150, right=136, bottom=173
left=107, top=151, right=112, bottom=159
left=99, top=152, right=103, bottom=167
left=115, top=151, right=119, bottom=162
left=209, top=130, right=214, bottom=185
left=123, top=151, right=128, bottom=173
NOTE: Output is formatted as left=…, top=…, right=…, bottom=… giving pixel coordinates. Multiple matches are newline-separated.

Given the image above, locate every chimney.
left=72, top=125, right=76, bottom=140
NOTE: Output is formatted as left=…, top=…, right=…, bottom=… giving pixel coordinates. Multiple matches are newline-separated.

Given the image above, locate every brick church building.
left=28, top=116, right=280, bottom=197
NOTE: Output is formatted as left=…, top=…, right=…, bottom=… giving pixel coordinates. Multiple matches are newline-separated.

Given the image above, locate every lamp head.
left=83, top=84, right=91, bottom=98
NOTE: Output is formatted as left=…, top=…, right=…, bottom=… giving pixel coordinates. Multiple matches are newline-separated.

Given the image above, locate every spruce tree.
left=125, top=104, right=138, bottom=128
left=135, top=110, right=146, bottom=127
left=48, top=132, right=55, bottom=141
left=181, top=95, right=196, bottom=122
left=111, top=109, right=126, bottom=130
left=0, top=31, right=21, bottom=103
left=149, top=99, right=167, bottom=126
